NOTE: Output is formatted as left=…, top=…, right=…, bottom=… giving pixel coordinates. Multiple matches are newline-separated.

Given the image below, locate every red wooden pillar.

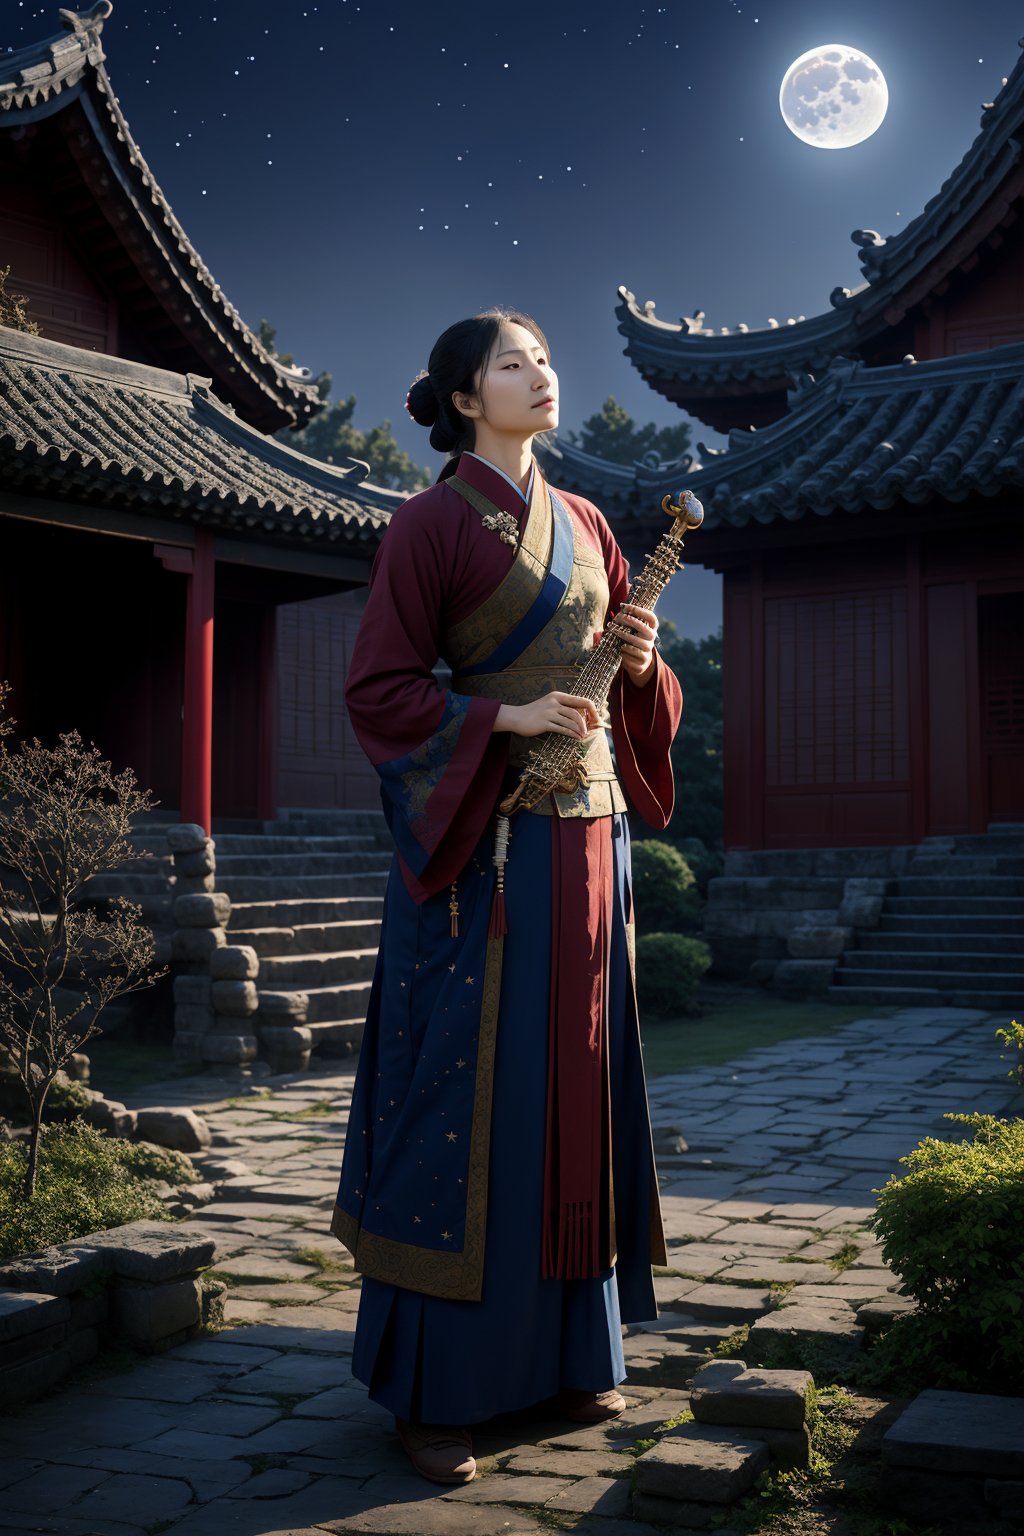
left=256, top=604, right=278, bottom=823
left=180, top=528, right=215, bottom=832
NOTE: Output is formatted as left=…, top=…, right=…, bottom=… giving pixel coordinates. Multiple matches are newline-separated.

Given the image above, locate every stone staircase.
left=830, top=824, right=1024, bottom=1011
left=218, top=808, right=391, bottom=1059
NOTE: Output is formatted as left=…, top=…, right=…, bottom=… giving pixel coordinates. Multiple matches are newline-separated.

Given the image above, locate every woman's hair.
left=406, top=308, right=549, bottom=471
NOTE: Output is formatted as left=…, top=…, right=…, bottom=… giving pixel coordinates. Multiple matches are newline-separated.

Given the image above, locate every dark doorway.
left=978, top=591, right=1024, bottom=824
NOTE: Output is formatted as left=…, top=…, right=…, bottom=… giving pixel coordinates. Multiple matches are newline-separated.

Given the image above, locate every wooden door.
left=978, top=592, right=1024, bottom=824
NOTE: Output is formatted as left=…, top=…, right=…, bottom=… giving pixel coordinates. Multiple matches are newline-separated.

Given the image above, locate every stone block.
left=837, top=880, right=886, bottom=928
left=69, top=1291, right=108, bottom=1329
left=690, top=1361, right=813, bottom=1429
left=677, top=1284, right=773, bottom=1324
left=201, top=1032, right=259, bottom=1064
left=258, top=988, right=310, bottom=1021
left=166, top=823, right=209, bottom=854
left=211, top=979, right=259, bottom=1016
left=174, top=891, right=231, bottom=928
left=258, top=1024, right=313, bottom=1071
left=67, top=1051, right=90, bottom=1082
left=174, top=846, right=215, bottom=877
left=0, top=1345, right=71, bottom=1406
left=110, top=1275, right=203, bottom=1348
left=210, top=944, right=259, bottom=980
left=173, top=1031, right=206, bottom=1066
left=747, top=1303, right=863, bottom=1368
left=743, top=1423, right=812, bottom=1471
left=174, top=1002, right=216, bottom=1031
left=856, top=1295, right=917, bottom=1335
left=634, top=1424, right=770, bottom=1503
left=134, top=1106, right=212, bottom=1152
left=1, top=1245, right=107, bottom=1297
left=787, top=926, right=853, bottom=959
left=172, top=926, right=226, bottom=963
left=174, top=872, right=216, bottom=895
left=80, top=1220, right=216, bottom=1281
left=632, top=1491, right=722, bottom=1528
left=173, top=974, right=213, bottom=1004
left=0, top=1321, right=68, bottom=1368
left=201, top=1278, right=227, bottom=1328
left=882, top=1389, right=1024, bottom=1478
left=83, top=1095, right=137, bottom=1137
left=773, top=959, right=836, bottom=997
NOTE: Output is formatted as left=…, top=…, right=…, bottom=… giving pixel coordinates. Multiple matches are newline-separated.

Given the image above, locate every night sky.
left=8, top=0, right=1024, bottom=635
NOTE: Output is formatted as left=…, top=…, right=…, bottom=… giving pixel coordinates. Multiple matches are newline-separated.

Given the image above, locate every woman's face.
left=462, top=321, right=559, bottom=437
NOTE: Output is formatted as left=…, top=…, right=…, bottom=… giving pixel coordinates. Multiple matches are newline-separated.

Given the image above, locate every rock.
left=66, top=1053, right=90, bottom=1083
left=198, top=1157, right=252, bottom=1179
left=200, top=1278, right=227, bottom=1329
left=172, top=927, right=226, bottom=963
left=673, top=1284, right=772, bottom=1324
left=257, top=989, right=310, bottom=1022
left=634, top=1424, right=770, bottom=1504
left=741, top=1423, right=811, bottom=1471
left=110, top=1275, right=203, bottom=1349
left=882, top=1389, right=1024, bottom=1478
left=746, top=1302, right=863, bottom=1368
left=79, top=1220, right=216, bottom=1282
left=856, top=1295, right=917, bottom=1335
left=174, top=1182, right=216, bottom=1208
left=174, top=1003, right=216, bottom=1032
left=172, top=1031, right=206, bottom=1067
left=838, top=879, right=887, bottom=929
left=174, top=846, right=216, bottom=877
left=0, top=1247, right=107, bottom=1297
left=632, top=1491, right=724, bottom=1528
left=200, top=1033, right=258, bottom=1064
left=166, top=824, right=209, bottom=854
left=690, top=1360, right=813, bottom=1430
left=173, top=975, right=212, bottom=1004
left=134, top=1106, right=211, bottom=1153
left=880, top=1465, right=988, bottom=1524
left=173, top=892, right=231, bottom=929
left=652, top=1125, right=689, bottom=1154
left=787, top=926, right=853, bottom=959
left=174, top=873, right=216, bottom=895
left=210, top=979, right=259, bottom=1017
left=0, top=1290, right=70, bottom=1340
left=83, top=1096, right=137, bottom=1138
left=210, top=945, right=259, bottom=981
left=773, top=959, right=836, bottom=997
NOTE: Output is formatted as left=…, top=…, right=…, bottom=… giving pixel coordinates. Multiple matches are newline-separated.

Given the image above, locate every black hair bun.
left=405, top=374, right=438, bottom=428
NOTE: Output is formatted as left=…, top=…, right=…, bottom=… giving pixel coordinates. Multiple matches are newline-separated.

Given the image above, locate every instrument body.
left=498, top=490, right=704, bottom=816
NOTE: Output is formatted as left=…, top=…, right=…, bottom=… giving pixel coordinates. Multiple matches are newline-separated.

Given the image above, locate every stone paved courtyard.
left=0, top=1006, right=1016, bottom=1536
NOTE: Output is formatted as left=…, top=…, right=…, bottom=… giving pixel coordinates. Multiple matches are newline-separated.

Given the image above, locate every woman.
left=331, top=308, right=682, bottom=1486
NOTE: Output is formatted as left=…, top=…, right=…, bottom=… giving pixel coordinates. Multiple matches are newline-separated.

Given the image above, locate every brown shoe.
left=557, top=1387, right=627, bottom=1423
left=396, top=1418, right=476, bottom=1484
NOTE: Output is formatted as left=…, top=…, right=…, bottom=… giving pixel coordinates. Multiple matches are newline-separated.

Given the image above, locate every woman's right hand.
left=494, top=691, right=600, bottom=739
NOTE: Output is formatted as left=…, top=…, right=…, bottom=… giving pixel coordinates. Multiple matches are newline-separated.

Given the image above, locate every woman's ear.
left=453, top=392, right=482, bottom=420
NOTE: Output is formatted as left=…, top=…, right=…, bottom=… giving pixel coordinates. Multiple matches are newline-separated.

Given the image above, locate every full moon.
left=780, top=44, right=888, bottom=149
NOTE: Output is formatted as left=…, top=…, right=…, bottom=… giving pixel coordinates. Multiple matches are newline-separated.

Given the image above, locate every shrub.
left=869, top=1111, right=1024, bottom=1391
left=670, top=837, right=724, bottom=896
left=121, top=1140, right=199, bottom=1186
left=0, top=1119, right=170, bottom=1263
left=635, top=932, right=711, bottom=1017
left=631, top=839, right=701, bottom=933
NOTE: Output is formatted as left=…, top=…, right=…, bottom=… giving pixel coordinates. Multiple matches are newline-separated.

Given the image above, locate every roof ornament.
left=59, top=1, right=113, bottom=35
left=851, top=228, right=886, bottom=250
left=902, top=354, right=917, bottom=366
left=766, top=318, right=779, bottom=329
left=697, top=441, right=725, bottom=458
left=680, top=310, right=706, bottom=334
left=830, top=286, right=853, bottom=308
left=642, top=299, right=657, bottom=316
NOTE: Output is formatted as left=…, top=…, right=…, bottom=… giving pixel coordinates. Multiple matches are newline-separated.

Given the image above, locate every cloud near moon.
left=780, top=44, right=888, bottom=149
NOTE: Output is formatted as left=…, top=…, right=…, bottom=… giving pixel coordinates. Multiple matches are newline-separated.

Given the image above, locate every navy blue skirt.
left=347, top=811, right=658, bottom=1424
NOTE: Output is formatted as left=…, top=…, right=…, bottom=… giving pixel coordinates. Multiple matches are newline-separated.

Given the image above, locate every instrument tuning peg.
left=662, top=489, right=704, bottom=529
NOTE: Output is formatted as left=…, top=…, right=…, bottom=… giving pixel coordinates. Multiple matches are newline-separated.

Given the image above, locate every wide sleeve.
left=588, top=501, right=683, bottom=830
left=344, top=499, right=511, bottom=901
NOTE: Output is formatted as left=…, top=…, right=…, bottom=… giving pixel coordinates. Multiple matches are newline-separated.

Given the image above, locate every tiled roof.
left=617, top=38, right=1024, bottom=396
left=1, top=3, right=323, bottom=432
left=0, top=326, right=400, bottom=549
left=540, top=340, right=1024, bottom=535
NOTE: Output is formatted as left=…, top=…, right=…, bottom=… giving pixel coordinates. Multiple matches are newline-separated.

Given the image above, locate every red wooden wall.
left=722, top=526, right=1024, bottom=848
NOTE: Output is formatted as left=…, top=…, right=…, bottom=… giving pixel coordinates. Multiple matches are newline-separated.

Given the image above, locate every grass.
left=640, top=983, right=894, bottom=1078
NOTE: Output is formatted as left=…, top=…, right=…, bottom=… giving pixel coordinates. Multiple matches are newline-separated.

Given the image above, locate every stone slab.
left=883, top=1389, right=1024, bottom=1477
left=634, top=1424, right=770, bottom=1503
left=442, top=1472, right=573, bottom=1505
left=690, top=1361, right=812, bottom=1429
left=79, top=1222, right=216, bottom=1281
left=0, top=1246, right=109, bottom=1297
left=546, top=1474, right=631, bottom=1515
left=672, top=1284, right=772, bottom=1323
left=0, top=1290, right=70, bottom=1340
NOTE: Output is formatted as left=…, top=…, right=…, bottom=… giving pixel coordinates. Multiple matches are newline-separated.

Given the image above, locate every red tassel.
left=488, top=887, right=508, bottom=940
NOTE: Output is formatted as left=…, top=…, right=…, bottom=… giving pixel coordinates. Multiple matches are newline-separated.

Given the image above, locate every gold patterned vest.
left=442, top=470, right=627, bottom=818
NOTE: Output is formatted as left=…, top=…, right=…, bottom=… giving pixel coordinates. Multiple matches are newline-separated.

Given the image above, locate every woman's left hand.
left=609, top=602, right=658, bottom=685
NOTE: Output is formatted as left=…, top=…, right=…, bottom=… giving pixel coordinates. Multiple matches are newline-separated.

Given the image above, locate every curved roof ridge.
left=1, top=2, right=323, bottom=429
left=618, top=39, right=1024, bottom=393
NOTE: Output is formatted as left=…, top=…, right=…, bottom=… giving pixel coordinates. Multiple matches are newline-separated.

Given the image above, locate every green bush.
left=631, top=839, right=701, bottom=933
left=636, top=932, right=711, bottom=1017
left=0, top=1119, right=170, bottom=1263
left=869, top=1111, right=1024, bottom=1391
left=121, top=1140, right=199, bottom=1186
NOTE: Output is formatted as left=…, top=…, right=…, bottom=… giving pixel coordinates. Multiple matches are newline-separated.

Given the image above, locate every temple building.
left=0, top=1, right=400, bottom=829
left=544, top=47, right=1024, bottom=856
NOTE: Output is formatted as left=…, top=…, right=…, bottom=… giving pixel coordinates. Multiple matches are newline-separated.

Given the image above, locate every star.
left=465, top=975, right=475, bottom=985
left=446, top=1130, right=458, bottom=1142
left=442, top=1230, right=453, bottom=1241
left=448, top=963, right=456, bottom=972
left=413, top=1215, right=422, bottom=1224
left=456, top=1058, right=467, bottom=1068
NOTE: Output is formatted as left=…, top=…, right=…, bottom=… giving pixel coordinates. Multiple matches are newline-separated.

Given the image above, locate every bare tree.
left=0, top=684, right=168, bottom=1198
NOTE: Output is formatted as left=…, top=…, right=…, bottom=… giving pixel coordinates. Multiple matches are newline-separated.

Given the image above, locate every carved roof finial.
left=59, top=2, right=113, bottom=35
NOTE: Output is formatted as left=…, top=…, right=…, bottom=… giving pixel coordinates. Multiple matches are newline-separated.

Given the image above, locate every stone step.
left=227, top=919, right=383, bottom=957
left=858, top=930, right=1024, bottom=955
left=878, top=912, right=1024, bottom=934
left=894, top=875, right=1024, bottom=899
left=209, top=834, right=380, bottom=855
left=832, top=965, right=1024, bottom=994
left=908, top=856, right=1024, bottom=876
left=213, top=872, right=390, bottom=901
left=842, top=949, right=1024, bottom=974
left=828, top=983, right=1022, bottom=1010
left=885, top=895, right=1024, bottom=916
left=258, top=948, right=378, bottom=986
left=307, top=1018, right=365, bottom=1056
left=229, top=895, right=385, bottom=927
left=258, top=978, right=374, bottom=1024
left=213, top=852, right=391, bottom=877
left=85, top=873, right=175, bottom=896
